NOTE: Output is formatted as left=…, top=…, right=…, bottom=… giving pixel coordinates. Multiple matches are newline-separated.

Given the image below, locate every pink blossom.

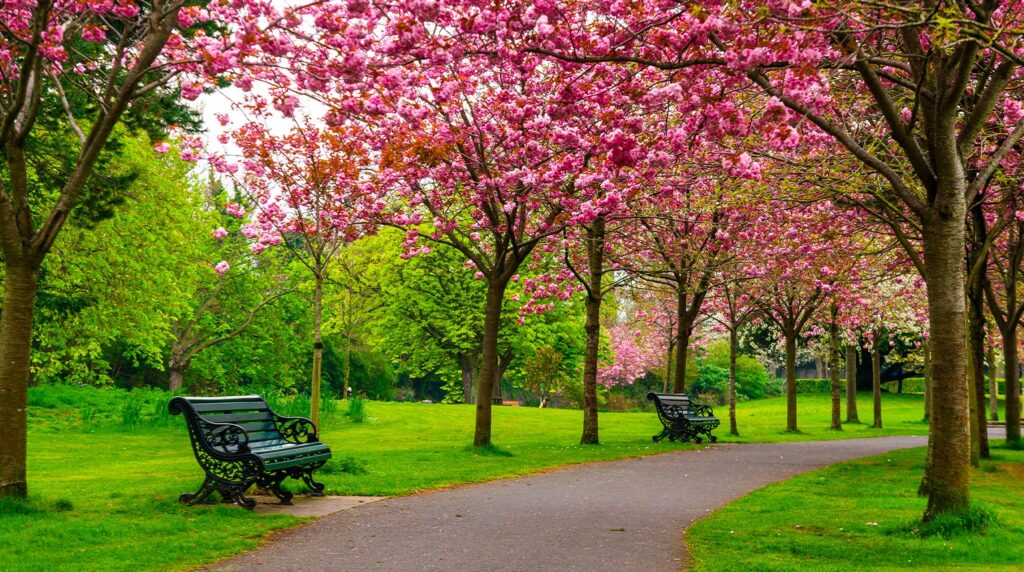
left=214, top=261, right=230, bottom=275
left=153, top=142, right=170, bottom=154
left=211, top=227, right=229, bottom=239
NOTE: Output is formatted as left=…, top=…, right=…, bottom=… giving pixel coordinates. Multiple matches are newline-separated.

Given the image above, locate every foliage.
left=703, top=341, right=774, bottom=401
left=346, top=397, right=367, bottom=423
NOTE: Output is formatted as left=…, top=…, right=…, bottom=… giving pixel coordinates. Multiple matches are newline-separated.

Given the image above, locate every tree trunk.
left=988, top=343, right=999, bottom=422
left=923, top=338, right=932, bottom=423
left=966, top=293, right=989, bottom=461
left=168, top=363, right=185, bottom=392
left=846, top=344, right=859, bottom=423
left=310, top=271, right=324, bottom=427
left=0, top=262, right=39, bottom=498
left=785, top=332, right=798, bottom=432
left=342, top=332, right=351, bottom=400
left=966, top=326, right=980, bottom=466
left=920, top=207, right=971, bottom=519
left=474, top=279, right=508, bottom=447
left=581, top=218, right=605, bottom=445
left=872, top=340, right=882, bottom=429
left=673, top=289, right=690, bottom=393
left=663, top=337, right=674, bottom=393
left=829, top=319, right=842, bottom=431
left=1002, top=326, right=1020, bottom=446
left=459, top=352, right=478, bottom=404
left=729, top=326, right=739, bottom=436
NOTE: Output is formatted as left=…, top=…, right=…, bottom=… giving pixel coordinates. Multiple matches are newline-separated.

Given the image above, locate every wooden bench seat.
left=169, top=395, right=332, bottom=509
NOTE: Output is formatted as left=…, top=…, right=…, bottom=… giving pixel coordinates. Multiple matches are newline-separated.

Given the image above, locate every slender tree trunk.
left=663, top=337, right=674, bottom=393
left=988, top=343, right=999, bottom=422
left=966, top=294, right=989, bottom=460
left=872, top=339, right=882, bottom=429
left=0, top=262, right=39, bottom=498
left=920, top=207, right=971, bottom=519
left=829, top=319, right=842, bottom=431
left=581, top=219, right=605, bottom=445
left=785, top=332, right=798, bottom=432
left=673, top=290, right=690, bottom=393
left=310, top=271, right=324, bottom=427
left=923, top=339, right=932, bottom=423
left=459, top=352, right=478, bottom=404
left=342, top=332, right=351, bottom=400
left=1003, top=327, right=1020, bottom=446
left=474, top=279, right=508, bottom=447
left=729, top=326, right=739, bottom=436
left=966, top=326, right=980, bottom=466
left=846, top=344, right=859, bottom=423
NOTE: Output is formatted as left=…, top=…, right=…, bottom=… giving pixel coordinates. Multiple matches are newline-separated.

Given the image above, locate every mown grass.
left=687, top=442, right=1024, bottom=572
left=3, top=385, right=937, bottom=570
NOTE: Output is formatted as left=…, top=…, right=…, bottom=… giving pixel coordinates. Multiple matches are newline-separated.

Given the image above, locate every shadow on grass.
left=467, top=443, right=514, bottom=457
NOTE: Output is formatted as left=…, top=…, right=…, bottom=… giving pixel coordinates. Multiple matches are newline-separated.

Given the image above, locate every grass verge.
left=686, top=442, right=1024, bottom=571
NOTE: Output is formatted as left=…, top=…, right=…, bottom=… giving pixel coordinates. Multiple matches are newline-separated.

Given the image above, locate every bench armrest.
left=691, top=404, right=715, bottom=417
left=196, top=418, right=250, bottom=455
left=273, top=414, right=319, bottom=444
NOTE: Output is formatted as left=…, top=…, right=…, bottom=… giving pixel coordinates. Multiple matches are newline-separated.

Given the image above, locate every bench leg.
left=262, top=475, right=294, bottom=505
left=300, top=470, right=326, bottom=496
left=652, top=427, right=670, bottom=443
left=217, top=482, right=257, bottom=510
left=179, top=477, right=216, bottom=506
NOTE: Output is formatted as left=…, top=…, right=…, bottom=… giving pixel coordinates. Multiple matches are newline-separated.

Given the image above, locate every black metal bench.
left=647, top=392, right=720, bottom=444
left=169, top=395, right=332, bottom=509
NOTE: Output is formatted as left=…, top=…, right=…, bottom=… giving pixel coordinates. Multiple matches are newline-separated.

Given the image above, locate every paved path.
left=207, top=435, right=949, bottom=572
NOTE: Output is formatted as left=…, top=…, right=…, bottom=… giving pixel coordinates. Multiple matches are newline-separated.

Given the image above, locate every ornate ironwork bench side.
left=169, top=395, right=332, bottom=510
left=647, top=392, right=720, bottom=444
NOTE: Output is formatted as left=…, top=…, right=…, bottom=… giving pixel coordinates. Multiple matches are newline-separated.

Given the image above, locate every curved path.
left=205, top=435, right=957, bottom=572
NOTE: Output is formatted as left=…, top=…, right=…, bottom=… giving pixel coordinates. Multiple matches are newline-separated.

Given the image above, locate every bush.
left=703, top=341, right=773, bottom=400
left=691, top=363, right=728, bottom=404
left=347, top=396, right=367, bottom=423
left=791, top=378, right=833, bottom=393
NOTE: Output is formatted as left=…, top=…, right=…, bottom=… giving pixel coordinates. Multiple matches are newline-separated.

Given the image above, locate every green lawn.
left=0, top=387, right=943, bottom=571
left=687, top=443, right=1024, bottom=571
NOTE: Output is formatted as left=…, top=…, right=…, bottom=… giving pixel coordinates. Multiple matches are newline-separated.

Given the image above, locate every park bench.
left=647, top=392, right=720, bottom=444
left=169, top=395, right=332, bottom=509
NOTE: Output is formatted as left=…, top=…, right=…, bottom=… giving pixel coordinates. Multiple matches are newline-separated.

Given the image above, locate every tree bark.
left=310, top=271, right=324, bottom=427
left=663, top=337, right=674, bottom=393
left=785, top=332, right=798, bottom=432
left=342, top=332, right=351, bottom=400
left=872, top=340, right=882, bottom=429
left=459, top=352, right=478, bottom=404
left=988, top=343, right=999, bottom=422
left=474, top=279, right=508, bottom=447
left=920, top=207, right=971, bottom=519
left=168, top=363, right=185, bottom=392
left=966, top=291, right=989, bottom=460
left=829, top=318, right=842, bottom=431
left=673, top=290, right=690, bottom=393
left=728, top=326, right=739, bottom=436
left=1002, top=327, right=1020, bottom=445
left=923, top=338, right=932, bottom=423
left=845, top=344, right=859, bottom=423
left=580, top=218, right=605, bottom=445
left=0, top=262, right=39, bottom=498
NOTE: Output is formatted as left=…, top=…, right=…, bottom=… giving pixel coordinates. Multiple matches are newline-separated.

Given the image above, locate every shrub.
left=703, top=342, right=773, bottom=400
left=347, top=396, right=367, bottom=423
left=792, top=378, right=833, bottom=393
left=691, top=363, right=728, bottom=404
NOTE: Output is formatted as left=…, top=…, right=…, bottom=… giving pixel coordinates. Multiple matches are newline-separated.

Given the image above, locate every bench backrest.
left=169, top=395, right=284, bottom=454
left=647, top=392, right=695, bottom=420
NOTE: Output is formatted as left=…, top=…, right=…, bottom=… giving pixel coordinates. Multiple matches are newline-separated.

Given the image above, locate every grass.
left=0, top=385, right=953, bottom=570
left=687, top=442, right=1024, bottom=571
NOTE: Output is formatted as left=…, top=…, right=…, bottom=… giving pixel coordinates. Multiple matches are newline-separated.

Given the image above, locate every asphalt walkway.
left=207, top=434, right=950, bottom=571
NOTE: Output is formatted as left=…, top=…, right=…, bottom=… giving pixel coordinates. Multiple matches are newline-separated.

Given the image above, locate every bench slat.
left=190, top=401, right=271, bottom=413
left=203, top=412, right=274, bottom=424
left=264, top=452, right=332, bottom=472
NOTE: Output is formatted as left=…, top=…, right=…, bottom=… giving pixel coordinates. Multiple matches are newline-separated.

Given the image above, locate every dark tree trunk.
left=846, top=344, right=860, bottom=423
left=474, top=279, right=508, bottom=447
left=673, top=290, right=690, bottom=393
left=872, top=340, right=882, bottom=429
left=785, top=332, right=798, bottom=432
left=966, top=291, right=989, bottom=460
left=0, top=262, right=39, bottom=498
left=988, top=343, right=998, bottom=422
left=923, top=339, right=932, bottom=423
left=310, top=271, right=324, bottom=427
left=581, top=218, right=605, bottom=445
left=663, top=338, right=674, bottom=393
left=728, top=326, right=739, bottom=436
left=459, top=352, right=479, bottom=404
left=1003, top=328, right=1020, bottom=445
left=829, top=318, right=842, bottom=431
